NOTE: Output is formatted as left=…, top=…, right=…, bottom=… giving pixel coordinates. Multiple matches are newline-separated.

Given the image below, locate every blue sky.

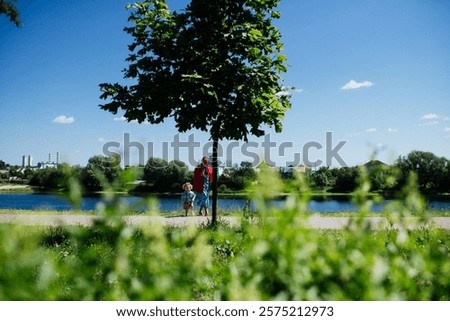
left=1, top=0, right=449, bottom=168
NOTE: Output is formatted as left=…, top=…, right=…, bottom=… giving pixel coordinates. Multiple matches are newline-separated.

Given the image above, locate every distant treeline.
left=306, top=150, right=450, bottom=194
left=2, top=150, right=449, bottom=194
left=17, top=156, right=257, bottom=194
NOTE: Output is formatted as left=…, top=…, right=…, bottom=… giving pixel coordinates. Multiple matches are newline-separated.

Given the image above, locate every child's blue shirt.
left=181, top=191, right=195, bottom=203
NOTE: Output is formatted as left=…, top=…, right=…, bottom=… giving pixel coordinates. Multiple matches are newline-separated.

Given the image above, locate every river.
left=1, top=193, right=450, bottom=213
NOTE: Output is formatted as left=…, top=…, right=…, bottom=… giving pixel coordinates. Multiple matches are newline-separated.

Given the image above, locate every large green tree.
left=143, top=157, right=190, bottom=192
left=395, top=151, right=448, bottom=193
left=100, top=0, right=291, bottom=223
left=80, top=155, right=123, bottom=192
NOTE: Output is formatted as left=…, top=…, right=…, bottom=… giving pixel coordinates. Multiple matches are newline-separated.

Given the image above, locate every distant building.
left=37, top=162, right=58, bottom=169
left=22, top=155, right=33, bottom=168
left=0, top=169, right=9, bottom=179
left=362, top=160, right=388, bottom=171
left=37, top=152, right=60, bottom=169
left=280, top=164, right=309, bottom=174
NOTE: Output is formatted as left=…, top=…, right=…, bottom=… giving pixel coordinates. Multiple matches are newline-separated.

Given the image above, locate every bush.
left=0, top=170, right=448, bottom=300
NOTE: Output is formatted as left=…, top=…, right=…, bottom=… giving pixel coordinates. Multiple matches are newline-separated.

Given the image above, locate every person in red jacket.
left=193, top=156, right=213, bottom=216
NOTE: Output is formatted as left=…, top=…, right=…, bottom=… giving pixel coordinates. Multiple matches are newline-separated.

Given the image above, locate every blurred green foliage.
left=0, top=167, right=449, bottom=300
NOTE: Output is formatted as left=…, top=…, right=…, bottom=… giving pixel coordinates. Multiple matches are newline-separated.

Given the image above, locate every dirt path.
left=0, top=184, right=31, bottom=190
left=0, top=214, right=449, bottom=229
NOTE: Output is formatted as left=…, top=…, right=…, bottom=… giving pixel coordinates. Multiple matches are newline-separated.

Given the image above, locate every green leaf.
left=249, top=28, right=263, bottom=40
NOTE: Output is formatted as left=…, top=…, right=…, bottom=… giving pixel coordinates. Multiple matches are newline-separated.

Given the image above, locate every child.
left=181, top=182, right=195, bottom=216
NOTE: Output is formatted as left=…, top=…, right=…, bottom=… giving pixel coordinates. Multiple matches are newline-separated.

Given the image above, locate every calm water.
left=1, top=193, right=450, bottom=213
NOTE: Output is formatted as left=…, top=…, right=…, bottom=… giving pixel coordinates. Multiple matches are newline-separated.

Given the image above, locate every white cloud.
left=52, top=115, right=75, bottom=124
left=418, top=121, right=439, bottom=127
left=98, top=138, right=105, bottom=142
left=444, top=127, right=450, bottom=132
left=365, top=127, right=377, bottom=133
left=341, top=80, right=374, bottom=90
left=114, top=116, right=151, bottom=125
left=387, top=128, right=398, bottom=133
left=275, top=88, right=303, bottom=97
left=421, top=113, right=439, bottom=120
left=443, top=117, right=450, bottom=121
left=418, top=114, right=441, bottom=126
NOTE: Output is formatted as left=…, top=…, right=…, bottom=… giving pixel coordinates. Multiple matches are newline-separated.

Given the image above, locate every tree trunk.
left=212, top=139, right=218, bottom=225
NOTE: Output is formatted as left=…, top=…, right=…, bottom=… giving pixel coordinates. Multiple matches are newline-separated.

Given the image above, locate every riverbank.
left=0, top=184, right=33, bottom=193
left=1, top=208, right=449, bottom=217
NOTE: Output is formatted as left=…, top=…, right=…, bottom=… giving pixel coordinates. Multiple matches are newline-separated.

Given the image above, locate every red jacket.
left=193, top=165, right=213, bottom=192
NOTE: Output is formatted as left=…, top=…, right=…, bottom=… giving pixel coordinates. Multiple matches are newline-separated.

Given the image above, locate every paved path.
left=0, top=184, right=31, bottom=190
left=0, top=214, right=449, bottom=229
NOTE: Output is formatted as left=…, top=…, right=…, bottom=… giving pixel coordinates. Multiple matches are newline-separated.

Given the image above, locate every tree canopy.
left=100, top=0, right=291, bottom=142
left=142, top=157, right=190, bottom=192
left=395, top=150, right=449, bottom=193
left=80, top=155, right=122, bottom=192
left=0, top=0, right=21, bottom=26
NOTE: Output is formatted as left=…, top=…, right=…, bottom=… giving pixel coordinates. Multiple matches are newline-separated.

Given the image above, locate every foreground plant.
left=0, top=168, right=448, bottom=300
